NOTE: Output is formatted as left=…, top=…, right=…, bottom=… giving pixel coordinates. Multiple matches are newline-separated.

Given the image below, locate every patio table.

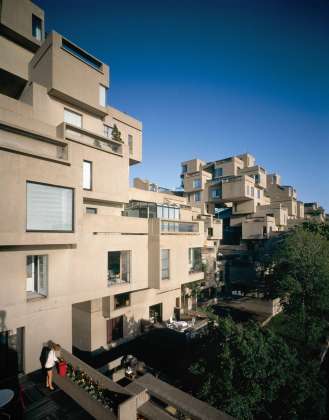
left=0, top=389, right=14, bottom=408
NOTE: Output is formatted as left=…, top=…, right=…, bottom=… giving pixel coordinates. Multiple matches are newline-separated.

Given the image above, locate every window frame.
left=86, top=207, right=97, bottom=214
left=26, top=181, right=74, bottom=233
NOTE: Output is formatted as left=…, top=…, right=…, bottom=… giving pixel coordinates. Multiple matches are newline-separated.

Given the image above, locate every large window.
left=64, top=108, right=82, bottom=128
left=83, top=160, right=92, bottom=190
left=26, top=255, right=48, bottom=298
left=99, top=85, right=107, bottom=107
left=32, top=15, right=42, bottom=41
left=161, top=249, right=170, bottom=280
left=26, top=182, right=73, bottom=232
left=193, top=179, right=201, bottom=189
left=189, top=248, right=202, bottom=273
left=108, top=251, right=130, bottom=285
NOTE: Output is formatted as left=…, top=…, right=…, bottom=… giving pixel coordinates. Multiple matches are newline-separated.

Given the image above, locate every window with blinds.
left=64, top=108, right=82, bottom=128
left=26, top=182, right=74, bottom=231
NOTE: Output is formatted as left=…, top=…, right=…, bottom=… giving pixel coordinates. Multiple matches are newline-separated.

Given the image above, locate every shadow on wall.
left=0, top=310, right=23, bottom=419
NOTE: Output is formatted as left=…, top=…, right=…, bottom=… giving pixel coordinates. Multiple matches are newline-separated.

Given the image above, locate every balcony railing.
left=161, top=221, right=199, bottom=233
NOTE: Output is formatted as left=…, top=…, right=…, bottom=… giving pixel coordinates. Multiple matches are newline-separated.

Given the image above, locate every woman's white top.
left=45, top=349, right=58, bottom=368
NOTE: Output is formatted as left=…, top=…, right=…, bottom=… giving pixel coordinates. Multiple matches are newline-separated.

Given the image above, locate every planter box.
left=54, top=371, right=117, bottom=420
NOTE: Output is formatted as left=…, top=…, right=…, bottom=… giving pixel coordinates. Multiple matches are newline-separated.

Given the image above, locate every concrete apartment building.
left=181, top=153, right=305, bottom=243
left=0, top=0, right=222, bottom=375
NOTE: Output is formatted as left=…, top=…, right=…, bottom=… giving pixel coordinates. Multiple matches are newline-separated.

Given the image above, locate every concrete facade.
left=0, top=0, right=221, bottom=374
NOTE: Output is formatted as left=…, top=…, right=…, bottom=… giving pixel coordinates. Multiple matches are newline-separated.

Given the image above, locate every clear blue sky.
left=38, top=0, right=329, bottom=210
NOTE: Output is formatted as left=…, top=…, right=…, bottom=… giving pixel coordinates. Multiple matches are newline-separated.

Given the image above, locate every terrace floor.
left=16, top=371, right=93, bottom=420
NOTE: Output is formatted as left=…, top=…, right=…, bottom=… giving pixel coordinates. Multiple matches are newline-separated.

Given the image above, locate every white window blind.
left=99, top=85, right=107, bottom=107
left=27, top=182, right=73, bottom=231
left=83, top=161, right=92, bottom=190
left=64, top=109, right=82, bottom=128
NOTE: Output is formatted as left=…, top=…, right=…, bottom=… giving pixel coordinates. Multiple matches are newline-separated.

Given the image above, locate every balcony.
left=58, top=122, right=123, bottom=156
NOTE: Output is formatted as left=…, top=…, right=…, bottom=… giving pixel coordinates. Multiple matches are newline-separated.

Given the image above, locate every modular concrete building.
left=0, top=0, right=222, bottom=375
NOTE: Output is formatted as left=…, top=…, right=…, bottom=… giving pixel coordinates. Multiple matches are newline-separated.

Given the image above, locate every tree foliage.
left=111, top=124, right=122, bottom=143
left=191, top=318, right=326, bottom=419
left=272, top=227, right=329, bottom=353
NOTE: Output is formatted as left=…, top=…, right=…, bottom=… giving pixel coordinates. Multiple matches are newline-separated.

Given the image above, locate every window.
left=104, top=124, right=112, bottom=138
left=99, top=85, right=107, bottom=107
left=162, top=205, right=169, bottom=219
left=128, top=134, right=133, bottom=154
left=86, top=207, right=97, bottom=214
left=26, top=255, right=48, bottom=298
left=114, top=293, right=130, bottom=309
left=161, top=249, right=170, bottom=280
left=208, top=227, right=213, bottom=237
left=194, top=191, right=201, bottom=202
left=83, top=160, right=92, bottom=190
left=156, top=205, right=180, bottom=220
left=211, top=189, right=221, bottom=199
left=193, top=179, right=201, bottom=189
left=189, top=248, right=202, bottom=272
left=246, top=185, right=250, bottom=196
left=108, top=251, right=130, bottom=285
left=26, top=182, right=73, bottom=232
left=64, top=109, right=82, bottom=128
left=257, top=189, right=261, bottom=199
left=176, top=297, right=180, bottom=307
left=255, top=174, right=260, bottom=184
left=214, top=167, right=223, bottom=178
left=251, top=187, right=254, bottom=197
left=182, top=164, right=188, bottom=174
left=32, top=15, right=42, bottom=41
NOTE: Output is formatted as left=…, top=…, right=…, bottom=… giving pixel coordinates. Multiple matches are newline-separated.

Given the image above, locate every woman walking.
left=45, top=343, right=60, bottom=390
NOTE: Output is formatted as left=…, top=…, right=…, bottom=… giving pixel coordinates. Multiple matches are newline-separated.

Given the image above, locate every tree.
left=190, top=318, right=326, bottom=420
left=272, top=228, right=329, bottom=354
left=111, top=124, right=122, bottom=143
